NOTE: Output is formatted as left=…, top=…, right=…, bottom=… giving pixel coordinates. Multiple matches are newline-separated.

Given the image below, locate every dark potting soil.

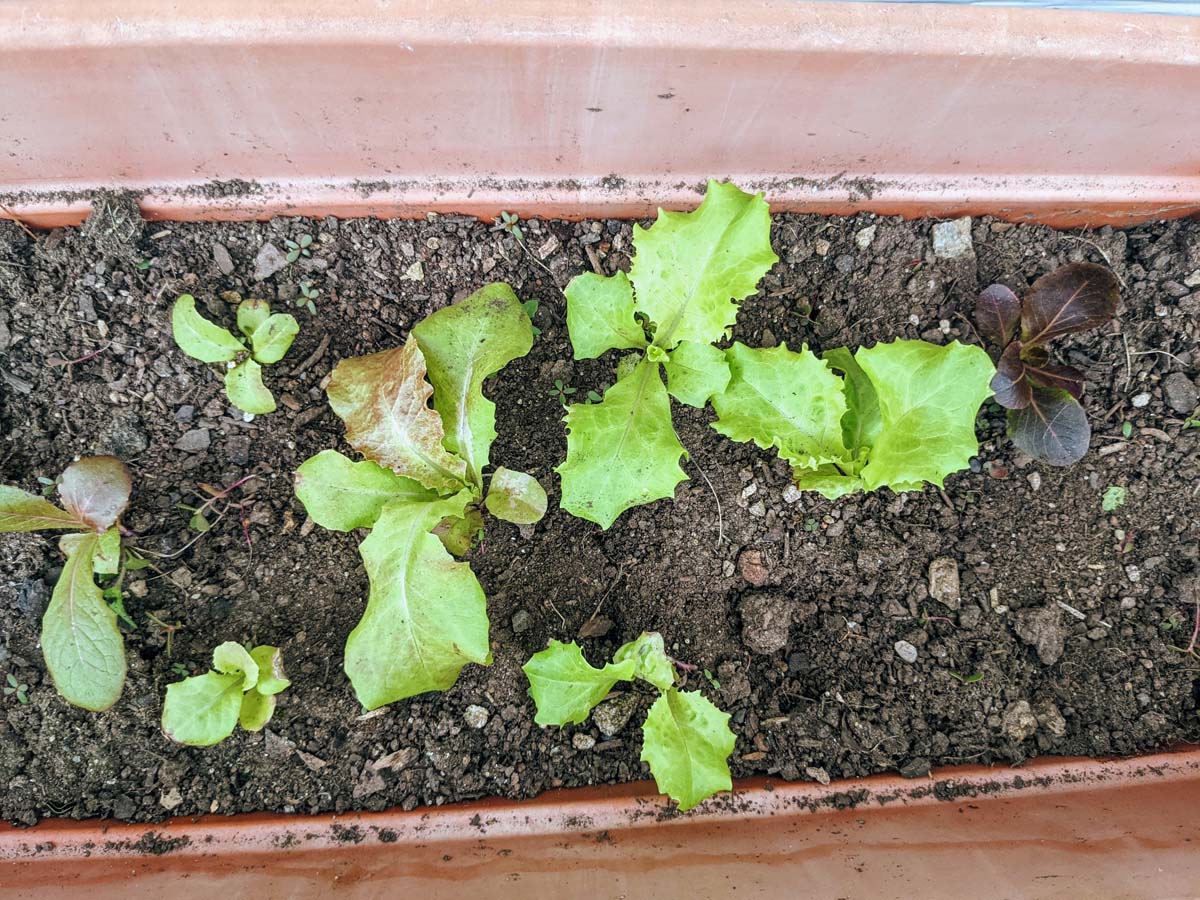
left=1, top=199, right=1198, bottom=826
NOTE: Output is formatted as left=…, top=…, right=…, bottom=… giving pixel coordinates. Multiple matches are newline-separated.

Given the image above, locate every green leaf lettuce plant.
left=0, top=456, right=133, bottom=710
left=162, top=642, right=290, bottom=746
left=171, top=293, right=299, bottom=415
left=557, top=179, right=778, bottom=527
left=295, top=283, right=547, bottom=710
left=523, top=633, right=735, bottom=811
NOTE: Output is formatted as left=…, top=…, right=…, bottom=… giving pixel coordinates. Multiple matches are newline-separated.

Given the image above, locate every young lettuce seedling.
left=0, top=456, right=133, bottom=710
left=523, top=633, right=735, bottom=811
left=558, top=180, right=778, bottom=527
left=974, top=262, right=1119, bottom=465
left=171, top=293, right=299, bottom=415
left=711, top=339, right=995, bottom=498
left=161, top=642, right=290, bottom=746
left=294, top=283, right=547, bottom=710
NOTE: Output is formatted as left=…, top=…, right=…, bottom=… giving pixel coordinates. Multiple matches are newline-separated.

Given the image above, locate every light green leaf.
left=212, top=641, right=259, bottom=691
left=236, top=298, right=271, bottom=339
left=641, top=688, right=736, bottom=811
left=630, top=181, right=778, bottom=349
left=557, top=359, right=687, bottom=529
left=614, top=632, right=676, bottom=691
left=792, top=465, right=867, bottom=500
left=484, top=467, right=548, bottom=525
left=0, top=485, right=84, bottom=532
left=295, top=449, right=438, bottom=532
left=58, top=456, right=132, bottom=533
left=433, top=506, right=484, bottom=556
left=663, top=341, right=731, bottom=408
left=41, top=533, right=125, bottom=711
left=854, top=340, right=994, bottom=490
left=249, top=645, right=291, bottom=696
left=237, top=690, right=277, bottom=732
left=564, top=271, right=648, bottom=359
left=522, top=640, right=636, bottom=726
left=712, top=342, right=850, bottom=471
left=92, top=526, right=122, bottom=576
left=161, top=671, right=244, bottom=746
left=225, top=359, right=277, bottom=415
left=1102, top=485, right=1126, bottom=512
left=823, top=347, right=882, bottom=455
left=346, top=491, right=491, bottom=709
left=412, top=283, right=533, bottom=487
left=326, top=336, right=469, bottom=493
left=171, top=295, right=245, bottom=363
left=249, top=312, right=299, bottom=365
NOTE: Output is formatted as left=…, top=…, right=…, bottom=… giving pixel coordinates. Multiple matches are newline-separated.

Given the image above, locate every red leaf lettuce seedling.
left=523, top=633, right=735, bottom=811
left=171, top=293, right=299, bottom=415
left=162, top=642, right=290, bottom=746
left=974, top=262, right=1120, bottom=465
left=294, top=283, right=547, bottom=710
left=0, top=456, right=133, bottom=710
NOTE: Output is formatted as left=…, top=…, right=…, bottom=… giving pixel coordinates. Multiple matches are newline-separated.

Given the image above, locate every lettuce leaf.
left=641, top=689, right=736, bottom=812
left=521, top=640, right=636, bottom=726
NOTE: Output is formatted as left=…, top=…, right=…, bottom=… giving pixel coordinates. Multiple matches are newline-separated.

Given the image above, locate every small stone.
left=738, top=549, right=769, bottom=587
left=927, top=557, right=961, bottom=610
left=592, top=693, right=638, bottom=736
left=834, top=254, right=855, bottom=274
left=1012, top=605, right=1066, bottom=665
left=212, top=243, right=234, bottom=276
left=894, top=640, right=918, bottom=663
left=740, top=591, right=793, bottom=654
left=175, top=428, right=211, bottom=453
left=748, top=500, right=766, bottom=518
left=1001, top=700, right=1039, bottom=742
left=1034, top=701, right=1068, bottom=738
left=1183, top=269, right=1200, bottom=288
left=175, top=404, right=195, bottom=423
left=252, top=242, right=288, bottom=281
left=1120, top=597, right=1138, bottom=610
left=464, top=705, right=489, bottom=729
left=854, top=225, right=877, bottom=250
left=1163, top=373, right=1198, bottom=414
left=401, top=260, right=424, bottom=281
left=1131, top=392, right=1151, bottom=408
left=159, top=787, right=184, bottom=811
left=814, top=238, right=831, bottom=257
left=1126, top=565, right=1141, bottom=584
left=511, top=609, right=532, bottom=634
left=805, top=766, right=831, bottom=785
left=958, top=606, right=982, bottom=629
left=899, top=758, right=931, bottom=779
left=371, top=747, right=419, bottom=772
left=537, top=235, right=560, bottom=259
left=352, top=768, right=387, bottom=799
left=722, top=560, right=736, bottom=577
left=782, top=484, right=802, bottom=504
left=572, top=733, right=596, bottom=751
left=1026, top=471, right=1042, bottom=491
left=931, top=216, right=974, bottom=259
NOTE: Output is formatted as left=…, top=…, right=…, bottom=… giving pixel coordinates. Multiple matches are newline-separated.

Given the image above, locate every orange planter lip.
left=3, top=749, right=1200, bottom=898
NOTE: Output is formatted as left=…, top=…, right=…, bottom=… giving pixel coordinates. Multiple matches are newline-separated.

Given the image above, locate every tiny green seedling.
left=4, top=673, right=30, bottom=705
left=523, top=633, right=735, bottom=811
left=1122, top=420, right=1134, bottom=438
left=1102, top=485, right=1127, bottom=512
left=948, top=671, right=984, bottom=685
left=548, top=378, right=576, bottom=406
left=162, top=642, right=290, bottom=746
left=171, top=294, right=299, bottom=415
left=295, top=283, right=547, bottom=711
left=284, top=233, right=313, bottom=263
left=0, top=456, right=135, bottom=710
left=492, top=211, right=525, bottom=242
left=297, top=280, right=320, bottom=315
left=521, top=299, right=541, bottom=337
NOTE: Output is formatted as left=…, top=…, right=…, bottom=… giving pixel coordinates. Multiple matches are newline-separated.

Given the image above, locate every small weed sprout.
left=284, top=233, right=313, bottom=263
left=4, top=673, right=30, bottom=705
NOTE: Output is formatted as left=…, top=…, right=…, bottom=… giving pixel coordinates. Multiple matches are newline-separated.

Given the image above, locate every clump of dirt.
left=1, top=202, right=1197, bottom=825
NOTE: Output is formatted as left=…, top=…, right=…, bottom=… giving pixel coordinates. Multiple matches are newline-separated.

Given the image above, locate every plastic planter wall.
left=2, top=2, right=1200, bottom=898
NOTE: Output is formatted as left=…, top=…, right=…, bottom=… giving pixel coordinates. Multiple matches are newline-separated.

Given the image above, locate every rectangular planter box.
left=2, top=2, right=1199, bottom=897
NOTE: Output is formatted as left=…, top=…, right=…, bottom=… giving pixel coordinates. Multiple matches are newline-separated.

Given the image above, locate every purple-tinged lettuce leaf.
left=1025, top=362, right=1085, bottom=400
left=1007, top=383, right=1090, bottom=466
left=1020, top=262, right=1119, bottom=347
left=57, top=456, right=132, bottom=533
left=975, top=283, right=1020, bottom=349
left=989, top=342, right=1032, bottom=410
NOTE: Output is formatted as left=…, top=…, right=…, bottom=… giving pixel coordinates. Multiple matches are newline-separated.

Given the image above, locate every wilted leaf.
left=171, top=295, right=245, bottom=363
left=249, top=312, right=300, bottom=365
left=162, top=671, right=244, bottom=746
left=326, top=337, right=468, bottom=492
left=212, top=641, right=259, bottom=692
left=484, top=466, right=548, bottom=525
left=613, top=632, right=676, bottom=691
left=412, top=283, right=533, bottom=486
left=225, top=359, right=276, bottom=415
left=557, top=359, right=687, bottom=529
left=989, top=342, right=1032, bottom=410
left=641, top=688, right=736, bottom=811
left=0, top=485, right=84, bottom=532
left=237, top=690, right=277, bottom=732
left=662, top=341, right=731, bottom=408
left=1020, top=262, right=1120, bottom=347
left=249, top=645, right=291, bottom=696
left=975, top=283, right=1021, bottom=348
left=630, top=181, right=777, bottom=349
left=522, top=640, right=636, bottom=726
left=295, top=449, right=438, bottom=532
left=1007, top=383, right=1090, bottom=466
left=58, top=456, right=132, bottom=533
left=433, top=506, right=484, bottom=556
left=565, top=270, right=648, bottom=359
left=1102, top=485, right=1127, bottom=511
left=41, top=533, right=126, bottom=711
left=346, top=491, right=491, bottom=709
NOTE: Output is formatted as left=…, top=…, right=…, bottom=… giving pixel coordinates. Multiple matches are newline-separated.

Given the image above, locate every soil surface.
left=1, top=199, right=1198, bottom=826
